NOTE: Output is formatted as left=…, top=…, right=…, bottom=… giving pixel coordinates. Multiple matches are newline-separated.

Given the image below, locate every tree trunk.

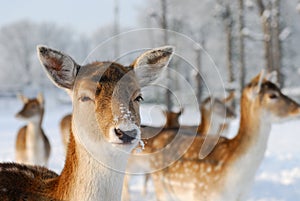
left=271, top=0, right=283, bottom=86
left=195, top=40, right=204, bottom=103
left=225, top=6, right=234, bottom=84
left=161, top=0, right=173, bottom=111
left=238, top=0, right=246, bottom=90
left=257, top=0, right=273, bottom=71
left=225, top=5, right=236, bottom=109
left=114, top=0, right=120, bottom=58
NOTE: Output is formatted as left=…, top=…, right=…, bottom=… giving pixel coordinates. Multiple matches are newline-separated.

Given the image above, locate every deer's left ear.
left=37, top=45, right=80, bottom=89
left=132, top=46, right=174, bottom=87
left=37, top=93, right=44, bottom=106
left=17, top=94, right=29, bottom=103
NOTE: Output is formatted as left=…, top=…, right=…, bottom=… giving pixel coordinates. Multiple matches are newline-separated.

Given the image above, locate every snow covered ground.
left=0, top=94, right=300, bottom=201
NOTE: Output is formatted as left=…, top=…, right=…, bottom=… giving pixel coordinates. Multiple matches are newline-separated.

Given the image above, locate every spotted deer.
left=0, top=45, right=174, bottom=201
left=15, top=93, right=51, bottom=166
left=122, top=109, right=183, bottom=201
left=60, top=113, right=72, bottom=151
left=122, top=96, right=236, bottom=200
left=150, top=71, right=300, bottom=201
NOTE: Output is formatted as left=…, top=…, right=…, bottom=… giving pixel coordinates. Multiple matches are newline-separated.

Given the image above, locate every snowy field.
left=0, top=93, right=300, bottom=201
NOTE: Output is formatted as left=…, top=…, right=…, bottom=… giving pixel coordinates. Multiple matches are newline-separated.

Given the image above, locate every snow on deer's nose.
left=109, top=103, right=141, bottom=144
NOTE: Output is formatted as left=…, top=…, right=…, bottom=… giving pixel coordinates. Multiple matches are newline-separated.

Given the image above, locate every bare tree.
left=257, top=0, right=283, bottom=85
left=194, top=39, right=204, bottom=103
left=271, top=0, right=283, bottom=86
left=238, top=0, right=246, bottom=89
left=160, top=0, right=173, bottom=111
left=114, top=0, right=120, bottom=58
left=257, top=0, right=273, bottom=71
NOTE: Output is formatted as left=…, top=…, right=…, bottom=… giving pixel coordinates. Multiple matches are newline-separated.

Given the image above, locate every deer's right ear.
left=17, top=94, right=28, bottom=103
left=132, top=46, right=174, bottom=88
left=37, top=45, right=80, bottom=89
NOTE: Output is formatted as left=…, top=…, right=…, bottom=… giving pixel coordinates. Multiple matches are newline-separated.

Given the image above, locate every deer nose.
left=114, top=128, right=137, bottom=143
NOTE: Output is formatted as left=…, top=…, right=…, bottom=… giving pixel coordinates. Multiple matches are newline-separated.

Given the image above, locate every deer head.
left=243, top=71, right=300, bottom=123
left=37, top=46, right=174, bottom=154
left=15, top=93, right=44, bottom=123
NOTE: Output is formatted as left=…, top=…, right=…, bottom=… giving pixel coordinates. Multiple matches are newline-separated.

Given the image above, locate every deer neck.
left=26, top=116, right=43, bottom=144
left=54, top=132, right=128, bottom=201
left=229, top=100, right=272, bottom=173
left=27, top=110, right=43, bottom=134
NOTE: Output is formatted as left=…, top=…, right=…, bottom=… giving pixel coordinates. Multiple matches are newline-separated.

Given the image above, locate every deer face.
left=37, top=46, right=174, bottom=149
left=72, top=63, right=142, bottom=145
left=15, top=93, right=44, bottom=123
left=244, top=72, right=300, bottom=123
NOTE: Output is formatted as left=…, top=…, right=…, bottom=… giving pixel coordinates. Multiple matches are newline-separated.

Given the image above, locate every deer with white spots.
left=0, top=45, right=174, bottom=201
left=15, top=93, right=51, bottom=167
left=150, top=71, right=300, bottom=201
left=122, top=109, right=183, bottom=201
left=59, top=113, right=72, bottom=151
left=122, top=95, right=236, bottom=200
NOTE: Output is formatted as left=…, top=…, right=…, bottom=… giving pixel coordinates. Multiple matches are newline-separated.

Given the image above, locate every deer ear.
left=132, top=46, right=174, bottom=87
left=37, top=45, right=80, bottom=89
left=17, top=94, right=28, bottom=103
left=37, top=93, right=44, bottom=106
left=178, top=108, right=184, bottom=116
left=246, top=70, right=266, bottom=99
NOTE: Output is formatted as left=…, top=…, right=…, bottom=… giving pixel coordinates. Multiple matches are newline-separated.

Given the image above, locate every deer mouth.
left=109, top=125, right=141, bottom=145
left=114, top=128, right=137, bottom=144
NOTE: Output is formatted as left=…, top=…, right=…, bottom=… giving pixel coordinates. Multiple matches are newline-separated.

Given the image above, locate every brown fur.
left=15, top=95, right=51, bottom=166
left=59, top=114, right=72, bottom=151
left=0, top=45, right=173, bottom=201
left=150, top=75, right=300, bottom=200
left=163, top=110, right=182, bottom=128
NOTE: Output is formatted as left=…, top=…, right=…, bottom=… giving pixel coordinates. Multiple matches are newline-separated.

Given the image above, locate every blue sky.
left=0, top=0, right=143, bottom=34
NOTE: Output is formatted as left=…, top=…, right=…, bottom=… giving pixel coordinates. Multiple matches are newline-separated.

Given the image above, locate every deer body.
left=0, top=45, right=173, bottom=201
left=15, top=94, right=50, bottom=166
left=60, top=113, right=72, bottom=151
left=150, top=72, right=300, bottom=201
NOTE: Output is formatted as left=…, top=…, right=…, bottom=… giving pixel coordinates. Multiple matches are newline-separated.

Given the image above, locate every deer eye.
left=269, top=93, right=278, bottom=99
left=80, top=96, right=92, bottom=102
left=134, top=95, right=144, bottom=102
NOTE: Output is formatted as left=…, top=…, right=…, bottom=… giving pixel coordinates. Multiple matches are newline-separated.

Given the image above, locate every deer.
left=122, top=95, right=236, bottom=200
left=149, top=71, right=300, bottom=201
left=122, top=108, right=183, bottom=201
left=59, top=113, right=72, bottom=151
left=15, top=93, right=51, bottom=167
left=162, top=109, right=183, bottom=128
left=62, top=109, right=183, bottom=155
left=0, top=45, right=174, bottom=201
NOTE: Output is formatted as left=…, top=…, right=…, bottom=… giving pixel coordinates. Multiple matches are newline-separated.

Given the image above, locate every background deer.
left=0, top=45, right=174, bottom=201
left=122, top=109, right=183, bottom=201
left=15, top=93, right=51, bottom=166
left=150, top=71, right=300, bottom=201
left=162, top=109, right=182, bottom=128
left=60, top=113, right=72, bottom=151
left=122, top=95, right=236, bottom=200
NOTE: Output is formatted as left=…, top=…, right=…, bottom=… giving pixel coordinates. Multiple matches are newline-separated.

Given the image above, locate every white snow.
left=0, top=96, right=300, bottom=200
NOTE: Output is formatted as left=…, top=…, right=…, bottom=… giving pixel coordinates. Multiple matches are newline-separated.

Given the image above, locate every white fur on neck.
left=71, top=114, right=136, bottom=201
left=26, top=120, right=47, bottom=166
left=221, top=115, right=272, bottom=201
left=67, top=140, right=129, bottom=201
